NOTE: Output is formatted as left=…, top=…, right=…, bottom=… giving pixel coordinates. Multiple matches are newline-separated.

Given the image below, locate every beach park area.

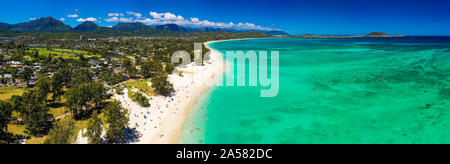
left=74, top=41, right=225, bottom=144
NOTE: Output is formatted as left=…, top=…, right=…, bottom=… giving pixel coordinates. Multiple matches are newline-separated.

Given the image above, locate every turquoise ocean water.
left=181, top=37, right=450, bottom=144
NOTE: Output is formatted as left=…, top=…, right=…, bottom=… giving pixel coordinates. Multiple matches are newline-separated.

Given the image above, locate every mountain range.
left=74, top=21, right=99, bottom=32
left=1, top=17, right=73, bottom=33
left=0, top=16, right=289, bottom=35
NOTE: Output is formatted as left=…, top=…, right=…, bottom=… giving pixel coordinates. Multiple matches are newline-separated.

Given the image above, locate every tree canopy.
left=44, top=118, right=76, bottom=144
left=151, top=73, right=173, bottom=96
left=19, top=90, right=52, bottom=136
left=0, top=101, right=12, bottom=136
left=103, top=101, right=129, bottom=143
left=85, top=111, right=103, bottom=144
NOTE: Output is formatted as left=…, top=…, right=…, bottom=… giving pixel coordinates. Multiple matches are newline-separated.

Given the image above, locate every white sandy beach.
left=111, top=40, right=226, bottom=144
left=75, top=39, right=255, bottom=144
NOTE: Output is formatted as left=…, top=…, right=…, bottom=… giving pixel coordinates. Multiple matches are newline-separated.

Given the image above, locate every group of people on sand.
left=105, top=46, right=223, bottom=144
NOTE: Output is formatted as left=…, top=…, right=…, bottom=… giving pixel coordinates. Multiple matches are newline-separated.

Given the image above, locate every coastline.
left=166, top=40, right=227, bottom=143
left=111, top=39, right=230, bottom=144
left=173, top=38, right=264, bottom=143
left=71, top=38, right=255, bottom=144
left=156, top=38, right=264, bottom=144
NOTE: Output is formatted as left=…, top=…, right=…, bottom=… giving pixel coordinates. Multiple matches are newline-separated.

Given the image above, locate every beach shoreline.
left=112, top=39, right=229, bottom=144
left=74, top=38, right=257, bottom=144
left=165, top=40, right=227, bottom=144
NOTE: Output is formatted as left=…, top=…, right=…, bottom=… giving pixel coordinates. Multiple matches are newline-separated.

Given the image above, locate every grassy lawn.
left=6, top=124, right=46, bottom=144
left=123, top=79, right=155, bottom=96
left=53, top=48, right=89, bottom=55
left=49, top=107, right=67, bottom=117
left=127, top=89, right=136, bottom=100
left=73, top=120, right=89, bottom=137
left=7, top=124, right=47, bottom=144
left=112, top=58, right=123, bottom=61
left=8, top=119, right=89, bottom=144
left=0, top=86, right=26, bottom=101
left=24, top=55, right=34, bottom=61
left=27, top=48, right=101, bottom=59
left=11, top=111, right=20, bottom=118
left=181, top=71, right=194, bottom=75
left=3, top=84, right=105, bottom=144
left=7, top=124, right=27, bottom=136
left=26, top=137, right=47, bottom=144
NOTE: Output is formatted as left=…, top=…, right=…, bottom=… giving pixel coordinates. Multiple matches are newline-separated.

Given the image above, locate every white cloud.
left=105, top=17, right=119, bottom=22
left=29, top=18, right=37, bottom=21
left=127, top=11, right=142, bottom=18
left=77, top=17, right=98, bottom=22
left=108, top=13, right=123, bottom=17
left=150, top=12, right=163, bottom=19
left=149, top=11, right=274, bottom=30
left=136, top=18, right=158, bottom=24
left=119, top=17, right=133, bottom=22
left=60, top=18, right=66, bottom=21
left=150, top=12, right=184, bottom=21
left=190, top=18, right=200, bottom=22
left=104, top=11, right=277, bottom=31
left=163, top=13, right=183, bottom=21
left=68, top=14, right=79, bottom=18
left=105, top=16, right=134, bottom=22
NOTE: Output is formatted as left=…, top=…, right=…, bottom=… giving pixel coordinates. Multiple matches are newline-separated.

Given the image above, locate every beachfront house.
left=1, top=74, right=14, bottom=84
left=7, top=61, right=24, bottom=68
left=33, top=65, right=43, bottom=72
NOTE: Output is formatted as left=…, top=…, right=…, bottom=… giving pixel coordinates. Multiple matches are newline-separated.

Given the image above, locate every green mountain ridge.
left=74, top=21, right=99, bottom=32
left=112, top=22, right=151, bottom=31
left=0, top=16, right=289, bottom=36
left=7, top=17, right=74, bottom=33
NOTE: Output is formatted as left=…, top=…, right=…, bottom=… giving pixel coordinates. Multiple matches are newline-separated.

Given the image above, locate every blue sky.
left=0, top=0, right=449, bottom=35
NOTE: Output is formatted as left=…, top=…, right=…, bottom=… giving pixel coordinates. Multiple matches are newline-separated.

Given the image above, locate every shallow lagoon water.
left=181, top=37, right=450, bottom=144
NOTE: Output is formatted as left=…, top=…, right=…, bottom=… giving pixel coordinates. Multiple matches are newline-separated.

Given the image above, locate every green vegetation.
left=7, top=124, right=27, bottom=136
left=19, top=89, right=53, bottom=136
left=128, top=90, right=150, bottom=107
left=141, top=59, right=163, bottom=78
left=50, top=69, right=70, bottom=101
left=0, top=16, right=276, bottom=39
left=0, top=87, right=25, bottom=101
left=26, top=136, right=47, bottom=144
left=0, top=23, right=266, bottom=143
left=19, top=67, right=34, bottom=86
left=84, top=111, right=103, bottom=144
left=43, top=118, right=76, bottom=144
left=151, top=73, right=173, bottom=96
left=64, top=81, right=106, bottom=119
left=124, top=80, right=154, bottom=96
left=103, top=101, right=129, bottom=143
left=0, top=101, right=12, bottom=137
left=115, top=86, right=124, bottom=95
left=48, top=106, right=66, bottom=118
left=25, top=48, right=101, bottom=60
